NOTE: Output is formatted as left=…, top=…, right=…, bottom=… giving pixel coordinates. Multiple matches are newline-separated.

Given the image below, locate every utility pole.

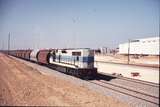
left=128, top=39, right=130, bottom=64
left=1, top=41, right=4, bottom=50
left=8, top=32, right=10, bottom=55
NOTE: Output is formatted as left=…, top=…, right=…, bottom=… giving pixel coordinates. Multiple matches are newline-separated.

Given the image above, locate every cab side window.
left=72, top=52, right=81, bottom=56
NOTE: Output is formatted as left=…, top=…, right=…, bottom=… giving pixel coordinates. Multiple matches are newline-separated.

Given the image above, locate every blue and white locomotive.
left=49, top=48, right=97, bottom=78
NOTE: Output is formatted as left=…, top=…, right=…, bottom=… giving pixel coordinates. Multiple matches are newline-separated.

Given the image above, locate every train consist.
left=4, top=48, right=97, bottom=79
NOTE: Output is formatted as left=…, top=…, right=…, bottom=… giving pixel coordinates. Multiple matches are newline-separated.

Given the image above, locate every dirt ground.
left=95, top=54, right=159, bottom=67
left=0, top=53, right=129, bottom=106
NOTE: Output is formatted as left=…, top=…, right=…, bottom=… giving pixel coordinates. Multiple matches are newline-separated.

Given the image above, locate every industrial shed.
left=118, top=37, right=159, bottom=55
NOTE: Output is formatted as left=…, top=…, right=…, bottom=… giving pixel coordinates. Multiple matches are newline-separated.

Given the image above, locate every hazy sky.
left=0, top=0, right=159, bottom=49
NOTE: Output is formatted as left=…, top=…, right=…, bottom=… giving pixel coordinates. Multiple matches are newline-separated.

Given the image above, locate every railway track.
left=99, top=72, right=159, bottom=87
left=89, top=79, right=159, bottom=105
left=117, top=76, right=159, bottom=87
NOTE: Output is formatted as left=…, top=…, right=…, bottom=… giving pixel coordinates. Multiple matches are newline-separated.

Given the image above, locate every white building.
left=119, top=37, right=159, bottom=55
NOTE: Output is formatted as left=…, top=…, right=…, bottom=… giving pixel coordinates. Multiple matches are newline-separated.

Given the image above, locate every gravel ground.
left=0, top=53, right=129, bottom=107
left=91, top=80, right=159, bottom=105
left=9, top=54, right=159, bottom=107
left=99, top=78, right=159, bottom=97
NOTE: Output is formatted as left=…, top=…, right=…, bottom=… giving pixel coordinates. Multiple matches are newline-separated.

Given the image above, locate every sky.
left=0, top=0, right=159, bottom=50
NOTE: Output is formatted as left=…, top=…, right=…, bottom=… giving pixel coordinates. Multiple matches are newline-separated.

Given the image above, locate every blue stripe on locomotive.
left=81, top=56, right=94, bottom=63
left=55, top=55, right=94, bottom=63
